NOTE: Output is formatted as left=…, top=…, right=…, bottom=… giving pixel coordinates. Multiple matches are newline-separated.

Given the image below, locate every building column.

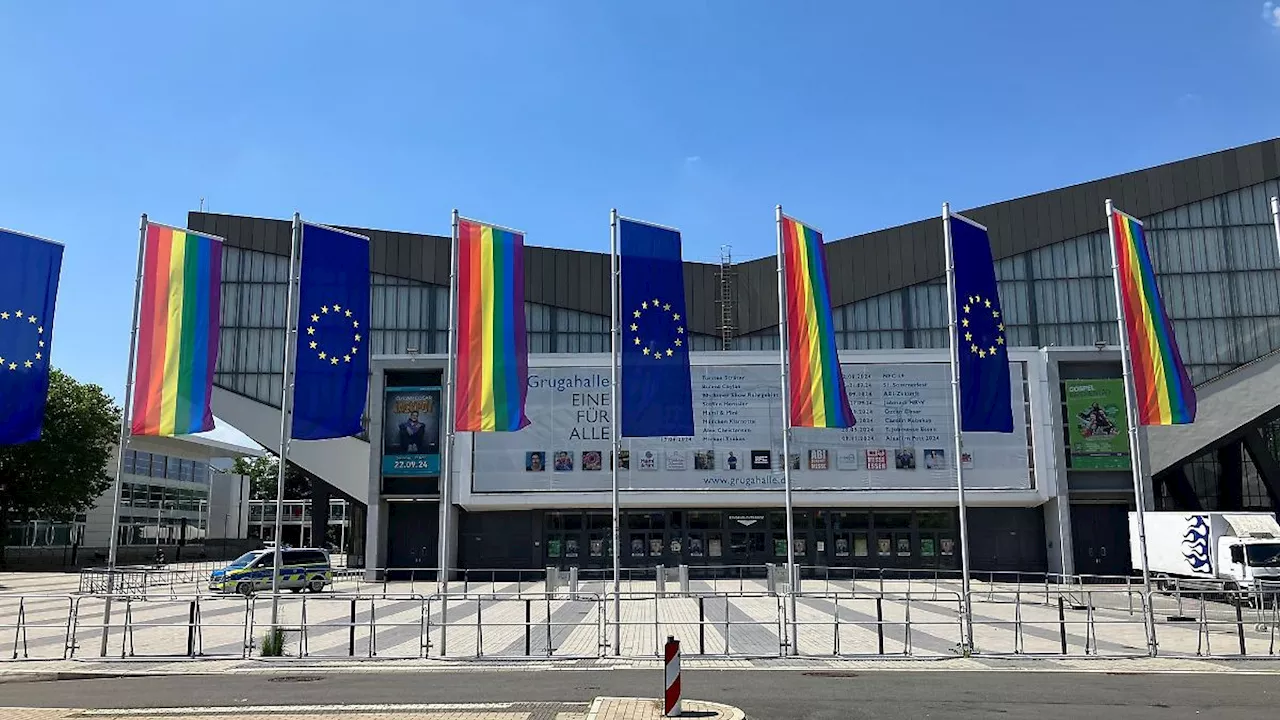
left=310, top=479, right=331, bottom=550
left=1157, top=466, right=1204, bottom=511
left=1217, top=443, right=1244, bottom=511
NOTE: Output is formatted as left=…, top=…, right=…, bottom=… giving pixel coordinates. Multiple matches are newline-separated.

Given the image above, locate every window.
left=916, top=511, right=953, bottom=529
left=285, top=549, right=327, bottom=566
left=875, top=512, right=911, bottom=529
left=167, top=457, right=182, bottom=480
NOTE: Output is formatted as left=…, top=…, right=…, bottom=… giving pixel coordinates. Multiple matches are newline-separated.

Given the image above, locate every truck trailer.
left=1129, top=512, right=1280, bottom=591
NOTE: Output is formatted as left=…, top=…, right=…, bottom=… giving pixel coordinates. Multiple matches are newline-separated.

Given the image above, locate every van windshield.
left=1245, top=544, right=1280, bottom=568
left=226, top=551, right=264, bottom=569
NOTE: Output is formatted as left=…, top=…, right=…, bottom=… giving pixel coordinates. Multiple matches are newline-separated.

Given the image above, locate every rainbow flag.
left=131, top=222, right=223, bottom=436
left=1110, top=207, right=1196, bottom=425
left=454, top=218, right=530, bottom=432
left=780, top=215, right=855, bottom=428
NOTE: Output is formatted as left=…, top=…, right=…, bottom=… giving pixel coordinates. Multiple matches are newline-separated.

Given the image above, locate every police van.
left=209, top=547, right=333, bottom=596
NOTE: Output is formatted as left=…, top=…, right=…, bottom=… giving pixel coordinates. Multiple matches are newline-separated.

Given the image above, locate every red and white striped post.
left=664, top=635, right=681, bottom=717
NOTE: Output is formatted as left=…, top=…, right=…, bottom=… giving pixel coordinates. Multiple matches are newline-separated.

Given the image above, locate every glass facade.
left=541, top=508, right=959, bottom=570
left=122, top=450, right=210, bottom=484
left=1156, top=417, right=1280, bottom=512
left=217, top=181, right=1280, bottom=402
left=216, top=247, right=720, bottom=409
left=246, top=499, right=354, bottom=551
left=115, top=450, right=213, bottom=545
left=737, top=180, right=1280, bottom=386
left=213, top=180, right=1280, bottom=517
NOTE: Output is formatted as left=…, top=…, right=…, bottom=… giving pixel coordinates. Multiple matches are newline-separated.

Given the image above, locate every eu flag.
left=619, top=218, right=694, bottom=437
left=949, top=213, right=1013, bottom=433
left=292, top=223, right=371, bottom=440
left=0, top=230, right=62, bottom=445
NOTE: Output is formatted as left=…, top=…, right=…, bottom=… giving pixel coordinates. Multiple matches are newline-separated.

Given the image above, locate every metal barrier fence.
left=7, top=573, right=1280, bottom=661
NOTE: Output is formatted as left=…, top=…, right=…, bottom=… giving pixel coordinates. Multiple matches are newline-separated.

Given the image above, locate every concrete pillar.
left=310, top=479, right=331, bottom=550
left=1216, top=443, right=1244, bottom=511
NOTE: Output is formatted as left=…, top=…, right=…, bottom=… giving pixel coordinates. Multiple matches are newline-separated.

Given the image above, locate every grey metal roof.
left=189, top=137, right=1280, bottom=337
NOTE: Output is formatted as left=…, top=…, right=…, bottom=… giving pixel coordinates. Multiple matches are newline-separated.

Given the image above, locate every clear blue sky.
left=1, top=1, right=1277, bottom=446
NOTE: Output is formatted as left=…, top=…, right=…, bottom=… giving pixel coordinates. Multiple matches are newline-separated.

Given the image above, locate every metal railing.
left=9, top=570, right=1280, bottom=661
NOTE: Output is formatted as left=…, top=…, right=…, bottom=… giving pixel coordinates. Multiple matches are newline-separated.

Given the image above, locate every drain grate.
left=802, top=671, right=859, bottom=678
left=267, top=675, right=326, bottom=683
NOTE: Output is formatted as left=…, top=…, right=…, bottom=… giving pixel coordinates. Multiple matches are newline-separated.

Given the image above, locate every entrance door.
left=728, top=530, right=768, bottom=567
left=386, top=501, right=440, bottom=579
left=1070, top=504, right=1131, bottom=576
left=726, top=513, right=768, bottom=569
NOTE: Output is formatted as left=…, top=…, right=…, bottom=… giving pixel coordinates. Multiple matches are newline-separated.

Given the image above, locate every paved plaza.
left=0, top=699, right=743, bottom=720
left=0, top=566, right=1275, bottom=662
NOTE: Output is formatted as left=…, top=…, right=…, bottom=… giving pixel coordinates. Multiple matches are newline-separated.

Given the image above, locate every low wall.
left=0, top=539, right=262, bottom=571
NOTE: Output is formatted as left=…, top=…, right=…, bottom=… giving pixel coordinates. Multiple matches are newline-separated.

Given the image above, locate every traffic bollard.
left=664, top=635, right=681, bottom=717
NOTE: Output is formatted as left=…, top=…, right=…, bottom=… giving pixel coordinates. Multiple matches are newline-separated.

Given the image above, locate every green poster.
left=1066, top=379, right=1131, bottom=470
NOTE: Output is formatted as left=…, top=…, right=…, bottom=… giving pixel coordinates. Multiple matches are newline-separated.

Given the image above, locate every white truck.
left=1129, top=512, right=1280, bottom=591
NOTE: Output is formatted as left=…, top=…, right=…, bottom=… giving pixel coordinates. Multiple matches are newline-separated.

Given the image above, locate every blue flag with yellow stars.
left=949, top=212, right=1013, bottom=433
left=0, top=230, right=63, bottom=445
left=619, top=217, right=694, bottom=437
left=291, top=222, right=371, bottom=440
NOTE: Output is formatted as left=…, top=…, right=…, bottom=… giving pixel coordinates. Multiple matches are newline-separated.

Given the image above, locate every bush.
left=260, top=627, right=287, bottom=657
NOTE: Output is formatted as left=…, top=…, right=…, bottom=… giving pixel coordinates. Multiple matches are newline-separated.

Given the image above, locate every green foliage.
left=0, top=370, right=119, bottom=530
left=231, top=455, right=311, bottom=501
left=259, top=627, right=287, bottom=657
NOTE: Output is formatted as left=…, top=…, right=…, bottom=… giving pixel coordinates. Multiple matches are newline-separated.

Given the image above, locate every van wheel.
left=308, top=578, right=325, bottom=593
left=235, top=582, right=253, bottom=597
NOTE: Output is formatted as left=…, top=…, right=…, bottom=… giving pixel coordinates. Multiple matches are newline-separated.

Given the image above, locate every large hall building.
left=198, top=138, right=1280, bottom=577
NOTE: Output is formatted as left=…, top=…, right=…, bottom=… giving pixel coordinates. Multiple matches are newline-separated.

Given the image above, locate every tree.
left=231, top=455, right=311, bottom=500
left=0, top=370, right=119, bottom=561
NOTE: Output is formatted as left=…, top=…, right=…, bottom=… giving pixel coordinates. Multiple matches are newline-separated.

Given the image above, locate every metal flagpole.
left=1271, top=197, right=1280, bottom=264
left=1105, top=199, right=1156, bottom=654
left=270, top=213, right=303, bottom=629
left=774, top=205, right=799, bottom=655
left=609, top=209, right=622, bottom=656
left=439, top=209, right=461, bottom=651
left=942, top=202, right=975, bottom=654
left=100, top=213, right=149, bottom=657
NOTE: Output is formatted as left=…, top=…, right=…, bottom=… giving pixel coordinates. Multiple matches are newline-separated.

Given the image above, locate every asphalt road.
left=0, top=669, right=1277, bottom=719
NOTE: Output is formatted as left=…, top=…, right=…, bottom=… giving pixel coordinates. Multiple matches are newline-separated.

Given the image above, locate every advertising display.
left=1066, top=379, right=1130, bottom=470
left=382, top=386, right=443, bottom=476
left=471, top=362, right=1031, bottom=492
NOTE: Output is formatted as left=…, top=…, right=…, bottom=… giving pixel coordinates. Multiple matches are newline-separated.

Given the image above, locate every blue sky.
left=1, top=1, right=1277, bottom=448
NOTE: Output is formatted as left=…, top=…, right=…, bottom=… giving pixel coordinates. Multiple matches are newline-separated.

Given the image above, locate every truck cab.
left=1217, top=535, right=1280, bottom=590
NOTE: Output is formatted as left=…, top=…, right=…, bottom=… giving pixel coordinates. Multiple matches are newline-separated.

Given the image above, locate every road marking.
left=78, top=703, right=532, bottom=715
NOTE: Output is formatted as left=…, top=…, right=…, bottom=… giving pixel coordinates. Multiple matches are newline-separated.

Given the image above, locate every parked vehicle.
left=1130, top=512, right=1280, bottom=592
left=208, top=547, right=332, bottom=596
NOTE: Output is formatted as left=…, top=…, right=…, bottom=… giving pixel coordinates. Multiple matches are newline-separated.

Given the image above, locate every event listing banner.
left=470, top=362, right=1031, bottom=492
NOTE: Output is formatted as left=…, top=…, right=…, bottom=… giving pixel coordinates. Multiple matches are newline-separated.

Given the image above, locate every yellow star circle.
left=0, top=309, right=45, bottom=372
left=305, top=303, right=361, bottom=365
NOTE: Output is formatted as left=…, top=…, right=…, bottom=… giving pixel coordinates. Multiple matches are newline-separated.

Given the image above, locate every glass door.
left=585, top=513, right=612, bottom=569
left=729, top=530, right=767, bottom=566
left=545, top=511, right=585, bottom=569
left=625, top=511, right=666, bottom=567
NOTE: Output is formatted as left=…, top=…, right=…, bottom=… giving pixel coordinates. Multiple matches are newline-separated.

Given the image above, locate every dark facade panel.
left=370, top=229, right=388, bottom=277
left=190, top=137, right=1280, bottom=336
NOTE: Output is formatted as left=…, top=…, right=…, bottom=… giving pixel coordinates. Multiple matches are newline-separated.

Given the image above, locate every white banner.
left=470, top=362, right=1030, bottom=492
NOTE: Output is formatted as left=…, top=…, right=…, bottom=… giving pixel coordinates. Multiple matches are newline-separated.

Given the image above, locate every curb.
left=0, top=672, right=130, bottom=684
left=586, top=696, right=746, bottom=720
